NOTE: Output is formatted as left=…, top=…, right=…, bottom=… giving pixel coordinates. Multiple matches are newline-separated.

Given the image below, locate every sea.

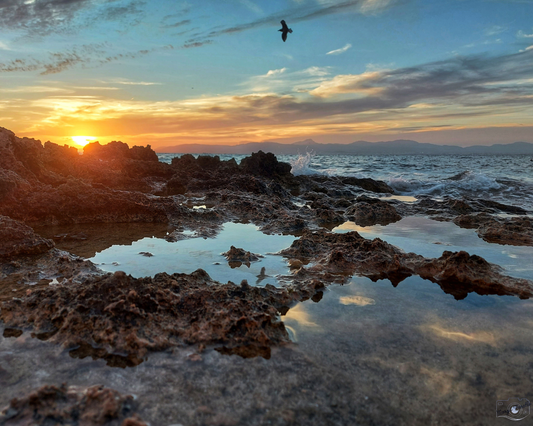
left=2, top=153, right=533, bottom=425
left=158, top=152, right=533, bottom=211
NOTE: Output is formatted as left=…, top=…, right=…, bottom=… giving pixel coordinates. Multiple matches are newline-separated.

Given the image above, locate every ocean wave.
left=290, top=152, right=322, bottom=176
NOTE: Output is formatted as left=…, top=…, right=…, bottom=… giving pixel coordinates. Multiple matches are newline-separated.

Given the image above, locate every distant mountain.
left=157, top=139, right=533, bottom=155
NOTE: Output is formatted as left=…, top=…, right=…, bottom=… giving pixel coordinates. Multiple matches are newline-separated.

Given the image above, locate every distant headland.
left=157, top=139, right=533, bottom=155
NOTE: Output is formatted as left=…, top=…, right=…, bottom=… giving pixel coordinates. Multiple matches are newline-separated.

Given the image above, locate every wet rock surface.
left=454, top=213, right=533, bottom=246
left=280, top=229, right=533, bottom=299
left=0, top=270, right=295, bottom=363
left=0, top=384, right=147, bottom=426
left=222, top=246, right=264, bottom=268
left=0, top=216, right=54, bottom=258
left=346, top=195, right=402, bottom=226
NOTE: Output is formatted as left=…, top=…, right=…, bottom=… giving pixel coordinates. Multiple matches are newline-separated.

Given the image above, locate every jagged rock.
left=477, top=217, right=533, bottom=246
left=346, top=196, right=402, bottom=226
left=0, top=216, right=54, bottom=258
left=454, top=213, right=533, bottom=246
left=341, top=176, right=395, bottom=194
left=280, top=229, right=533, bottom=298
left=222, top=246, right=263, bottom=268
left=0, top=270, right=291, bottom=362
left=240, top=150, right=291, bottom=178
left=0, top=384, right=147, bottom=426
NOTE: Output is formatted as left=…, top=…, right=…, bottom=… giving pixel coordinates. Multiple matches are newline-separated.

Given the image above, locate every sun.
left=71, top=136, right=97, bottom=146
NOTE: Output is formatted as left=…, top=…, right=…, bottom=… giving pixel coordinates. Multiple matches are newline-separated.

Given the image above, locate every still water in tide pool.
left=90, top=222, right=296, bottom=286
left=1, top=218, right=533, bottom=424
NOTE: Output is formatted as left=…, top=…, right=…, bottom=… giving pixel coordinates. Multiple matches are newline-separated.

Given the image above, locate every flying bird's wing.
left=282, top=32, right=287, bottom=42
left=280, top=20, right=288, bottom=31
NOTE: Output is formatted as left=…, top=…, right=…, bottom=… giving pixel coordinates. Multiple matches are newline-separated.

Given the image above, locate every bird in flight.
left=279, top=20, right=293, bottom=42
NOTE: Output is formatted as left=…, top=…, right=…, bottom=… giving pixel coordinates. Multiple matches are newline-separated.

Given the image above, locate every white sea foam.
left=290, top=152, right=321, bottom=176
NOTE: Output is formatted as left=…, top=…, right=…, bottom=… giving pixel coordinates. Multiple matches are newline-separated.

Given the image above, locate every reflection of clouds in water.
left=502, top=250, right=518, bottom=259
left=284, top=304, right=321, bottom=329
left=422, top=324, right=497, bottom=347
left=339, top=295, right=376, bottom=306
left=333, top=221, right=376, bottom=233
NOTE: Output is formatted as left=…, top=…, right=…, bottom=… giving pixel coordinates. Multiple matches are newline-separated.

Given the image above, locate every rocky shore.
left=1, top=126, right=532, bottom=424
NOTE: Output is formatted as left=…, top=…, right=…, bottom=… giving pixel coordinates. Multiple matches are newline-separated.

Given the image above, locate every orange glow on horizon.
left=71, top=136, right=97, bottom=146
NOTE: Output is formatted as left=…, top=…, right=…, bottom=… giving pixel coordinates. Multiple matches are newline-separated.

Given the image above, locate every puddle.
left=333, top=217, right=533, bottom=280
left=34, top=222, right=174, bottom=259
left=90, top=222, right=296, bottom=286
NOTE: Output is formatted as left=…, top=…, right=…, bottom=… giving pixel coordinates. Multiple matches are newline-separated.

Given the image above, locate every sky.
left=1, top=0, right=533, bottom=150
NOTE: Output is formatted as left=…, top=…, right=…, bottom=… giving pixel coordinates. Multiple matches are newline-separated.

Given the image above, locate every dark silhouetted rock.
left=0, top=216, right=54, bottom=258
left=341, top=177, right=395, bottom=194
left=240, top=151, right=292, bottom=178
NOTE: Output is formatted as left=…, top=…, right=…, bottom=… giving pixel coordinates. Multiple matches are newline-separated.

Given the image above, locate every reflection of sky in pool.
left=333, top=217, right=533, bottom=280
left=90, top=222, right=296, bottom=286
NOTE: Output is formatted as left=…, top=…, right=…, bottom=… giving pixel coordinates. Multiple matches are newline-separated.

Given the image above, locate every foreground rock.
left=280, top=229, right=533, bottom=299
left=0, top=216, right=54, bottom=258
left=0, top=216, right=102, bottom=302
left=454, top=213, right=533, bottom=246
left=0, top=384, right=147, bottom=426
left=0, top=270, right=296, bottom=363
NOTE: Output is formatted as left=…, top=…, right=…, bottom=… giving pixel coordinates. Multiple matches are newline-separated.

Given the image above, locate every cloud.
left=517, top=29, right=533, bottom=38
left=182, top=40, right=213, bottom=49
left=0, top=0, right=148, bottom=38
left=0, top=41, right=12, bottom=50
left=265, top=68, right=287, bottom=76
left=0, top=44, right=174, bottom=75
left=0, top=0, right=93, bottom=36
left=484, top=25, right=506, bottom=36
left=186, top=0, right=399, bottom=45
left=0, top=85, right=71, bottom=93
left=240, top=0, right=263, bottom=14
left=115, top=80, right=163, bottom=86
left=326, top=43, right=352, bottom=55
left=161, top=19, right=191, bottom=29
left=7, top=48, right=533, bottom=146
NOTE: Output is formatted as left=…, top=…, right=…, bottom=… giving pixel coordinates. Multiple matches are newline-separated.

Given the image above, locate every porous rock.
left=346, top=195, right=402, bottom=226
left=0, top=383, right=147, bottom=426
left=0, top=216, right=54, bottom=258
left=454, top=214, right=533, bottom=246
left=0, top=270, right=291, bottom=362
left=280, top=229, right=533, bottom=299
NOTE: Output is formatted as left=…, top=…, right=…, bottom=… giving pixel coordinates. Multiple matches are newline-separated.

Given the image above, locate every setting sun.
left=71, top=136, right=97, bottom=146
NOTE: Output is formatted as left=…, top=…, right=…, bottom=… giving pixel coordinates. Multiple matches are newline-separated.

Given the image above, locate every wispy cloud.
left=484, top=25, right=506, bottom=36
left=0, top=0, right=147, bottom=38
left=517, top=29, right=533, bottom=38
left=240, top=0, right=263, bottom=14
left=186, top=0, right=399, bottom=45
left=326, top=43, right=352, bottom=55
left=0, top=41, right=12, bottom=50
left=161, top=19, right=191, bottom=29
left=115, top=80, right=163, bottom=86
left=0, top=44, right=175, bottom=75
